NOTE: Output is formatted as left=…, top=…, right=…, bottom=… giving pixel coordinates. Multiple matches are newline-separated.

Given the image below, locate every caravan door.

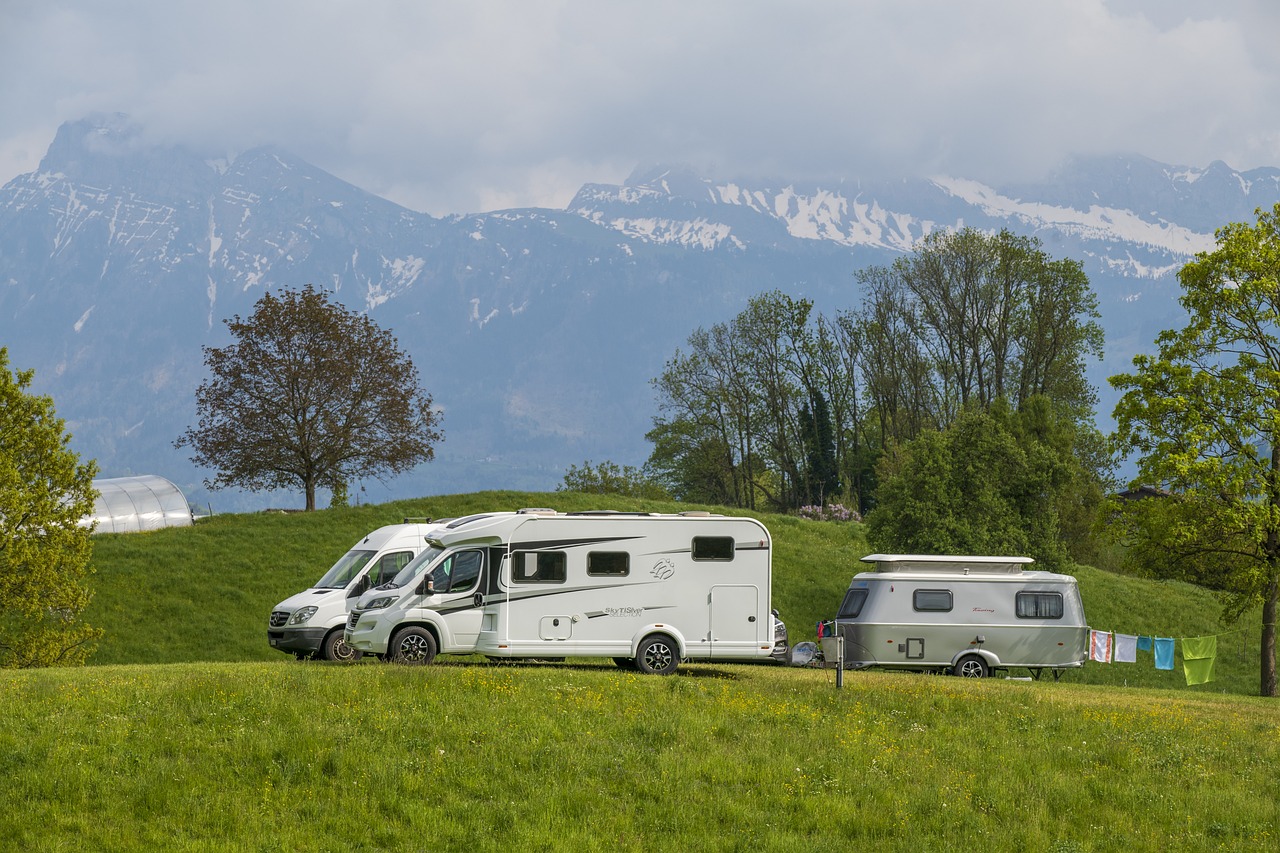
left=709, top=584, right=761, bottom=656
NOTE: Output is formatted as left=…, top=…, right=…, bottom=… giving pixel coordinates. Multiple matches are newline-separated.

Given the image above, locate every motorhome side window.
left=512, top=551, right=567, bottom=584
left=1016, top=591, right=1064, bottom=619
left=428, top=550, right=483, bottom=593
left=588, top=551, right=629, bottom=577
left=913, top=589, right=953, bottom=612
left=838, top=588, right=868, bottom=619
left=692, top=536, right=735, bottom=561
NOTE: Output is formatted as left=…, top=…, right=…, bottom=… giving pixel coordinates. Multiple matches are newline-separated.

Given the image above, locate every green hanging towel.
left=1181, top=635, right=1217, bottom=685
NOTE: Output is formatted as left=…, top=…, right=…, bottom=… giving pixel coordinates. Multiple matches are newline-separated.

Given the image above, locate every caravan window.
left=913, top=589, right=953, bottom=612
left=1016, top=591, right=1064, bottom=619
left=511, top=551, right=567, bottom=584
left=588, top=552, right=630, bottom=577
left=838, top=588, right=868, bottom=619
left=692, top=536, right=735, bottom=561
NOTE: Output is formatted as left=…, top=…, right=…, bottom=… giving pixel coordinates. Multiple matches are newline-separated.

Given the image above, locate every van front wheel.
left=636, top=635, right=679, bottom=675
left=390, top=627, right=438, bottom=665
left=954, top=656, right=989, bottom=678
left=322, top=629, right=362, bottom=663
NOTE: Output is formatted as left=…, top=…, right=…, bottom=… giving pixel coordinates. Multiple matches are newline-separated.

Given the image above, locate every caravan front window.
left=1016, top=591, right=1064, bottom=619
left=512, top=551, right=567, bottom=584
left=838, top=588, right=868, bottom=619
left=913, top=589, right=953, bottom=612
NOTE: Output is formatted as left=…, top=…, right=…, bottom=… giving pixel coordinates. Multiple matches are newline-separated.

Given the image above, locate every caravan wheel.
left=390, top=627, right=438, bottom=665
left=954, top=655, right=989, bottom=678
left=636, top=635, right=679, bottom=675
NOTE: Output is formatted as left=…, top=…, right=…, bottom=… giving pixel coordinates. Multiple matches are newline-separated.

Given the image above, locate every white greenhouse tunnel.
left=83, top=475, right=194, bottom=534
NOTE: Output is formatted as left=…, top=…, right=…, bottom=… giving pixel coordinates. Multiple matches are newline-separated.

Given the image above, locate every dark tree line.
left=646, top=228, right=1107, bottom=525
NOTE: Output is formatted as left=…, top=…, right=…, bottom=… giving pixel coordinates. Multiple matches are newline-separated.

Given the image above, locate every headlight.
left=288, top=606, right=319, bottom=625
left=364, top=596, right=398, bottom=611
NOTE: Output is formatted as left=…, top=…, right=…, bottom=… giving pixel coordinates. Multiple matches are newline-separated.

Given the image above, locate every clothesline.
left=1085, top=626, right=1247, bottom=685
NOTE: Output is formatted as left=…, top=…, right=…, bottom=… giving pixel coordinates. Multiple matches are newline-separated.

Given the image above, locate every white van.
left=829, top=553, right=1087, bottom=679
left=267, top=519, right=441, bottom=661
left=346, top=508, right=788, bottom=674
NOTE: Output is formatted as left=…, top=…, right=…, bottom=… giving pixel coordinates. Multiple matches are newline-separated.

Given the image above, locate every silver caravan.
left=345, top=509, right=787, bottom=674
left=830, top=554, right=1087, bottom=679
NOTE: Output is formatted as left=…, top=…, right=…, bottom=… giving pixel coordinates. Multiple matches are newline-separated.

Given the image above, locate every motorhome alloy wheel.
left=392, top=627, right=438, bottom=665
left=637, top=635, right=679, bottom=675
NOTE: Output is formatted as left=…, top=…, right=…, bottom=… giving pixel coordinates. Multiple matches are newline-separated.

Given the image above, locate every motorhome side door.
left=709, top=584, right=760, bottom=655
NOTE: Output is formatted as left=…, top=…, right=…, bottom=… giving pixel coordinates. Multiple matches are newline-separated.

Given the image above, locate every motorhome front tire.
left=390, top=627, right=438, bottom=665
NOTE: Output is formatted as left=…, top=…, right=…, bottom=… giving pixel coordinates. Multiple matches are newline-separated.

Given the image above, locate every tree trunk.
left=305, top=480, right=317, bottom=512
left=1263, top=574, right=1278, bottom=697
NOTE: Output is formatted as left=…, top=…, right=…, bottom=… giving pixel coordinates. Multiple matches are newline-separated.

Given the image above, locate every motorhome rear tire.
left=636, top=635, right=679, bottom=675
left=390, top=627, right=438, bottom=665
left=954, top=655, right=989, bottom=678
left=322, top=629, right=362, bottom=663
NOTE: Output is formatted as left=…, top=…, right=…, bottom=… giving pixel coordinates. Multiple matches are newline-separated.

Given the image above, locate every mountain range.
left=3, top=113, right=1279, bottom=511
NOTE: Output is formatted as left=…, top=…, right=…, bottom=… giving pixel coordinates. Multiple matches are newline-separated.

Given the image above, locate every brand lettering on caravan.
left=605, top=607, right=645, bottom=618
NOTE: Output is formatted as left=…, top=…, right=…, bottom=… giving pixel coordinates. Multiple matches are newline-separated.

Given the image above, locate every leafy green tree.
left=865, top=399, right=1075, bottom=569
left=855, top=228, right=1104, bottom=429
left=176, top=285, right=443, bottom=511
left=557, top=460, right=671, bottom=500
left=0, top=348, right=101, bottom=667
left=1108, top=203, right=1280, bottom=697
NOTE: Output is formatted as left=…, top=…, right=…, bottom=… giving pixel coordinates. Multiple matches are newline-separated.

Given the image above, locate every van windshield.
left=382, top=545, right=446, bottom=589
left=314, top=549, right=377, bottom=589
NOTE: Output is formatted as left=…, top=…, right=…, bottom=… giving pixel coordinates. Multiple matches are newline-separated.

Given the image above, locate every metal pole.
left=835, top=636, right=844, bottom=689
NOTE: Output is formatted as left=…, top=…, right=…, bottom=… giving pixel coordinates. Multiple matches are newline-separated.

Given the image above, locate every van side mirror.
left=416, top=578, right=437, bottom=596
left=349, top=576, right=369, bottom=598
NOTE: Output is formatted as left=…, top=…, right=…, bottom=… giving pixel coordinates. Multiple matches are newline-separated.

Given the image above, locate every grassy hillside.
left=85, top=490, right=1267, bottom=695
left=2, top=660, right=1277, bottom=851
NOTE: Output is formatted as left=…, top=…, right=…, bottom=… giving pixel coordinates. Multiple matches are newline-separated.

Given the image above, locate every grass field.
left=2, top=659, right=1277, bottom=851
left=3, top=491, right=1276, bottom=850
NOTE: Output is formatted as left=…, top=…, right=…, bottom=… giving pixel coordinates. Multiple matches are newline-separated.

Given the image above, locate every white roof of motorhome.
left=859, top=554, right=1034, bottom=574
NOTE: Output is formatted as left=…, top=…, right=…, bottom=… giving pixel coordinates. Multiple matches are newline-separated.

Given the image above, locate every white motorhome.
left=830, top=554, right=1087, bottom=679
left=268, top=519, right=442, bottom=661
left=345, top=508, right=787, bottom=674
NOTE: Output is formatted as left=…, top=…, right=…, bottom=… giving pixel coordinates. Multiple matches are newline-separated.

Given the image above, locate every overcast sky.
left=2, top=0, right=1278, bottom=216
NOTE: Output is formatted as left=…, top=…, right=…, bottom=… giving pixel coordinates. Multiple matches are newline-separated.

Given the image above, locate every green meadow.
left=2, top=491, right=1277, bottom=850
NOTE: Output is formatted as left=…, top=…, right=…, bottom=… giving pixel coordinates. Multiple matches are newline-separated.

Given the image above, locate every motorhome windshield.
left=314, top=549, right=378, bottom=589
left=383, top=545, right=446, bottom=588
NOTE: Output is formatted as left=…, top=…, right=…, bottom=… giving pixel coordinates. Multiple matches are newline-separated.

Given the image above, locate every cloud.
left=2, top=0, right=1279, bottom=215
